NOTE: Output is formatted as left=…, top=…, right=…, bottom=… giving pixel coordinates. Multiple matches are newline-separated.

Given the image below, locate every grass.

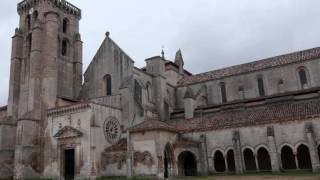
left=97, top=171, right=320, bottom=180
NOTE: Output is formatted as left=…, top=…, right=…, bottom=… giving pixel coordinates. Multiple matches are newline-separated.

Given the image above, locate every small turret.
left=175, top=49, right=184, bottom=75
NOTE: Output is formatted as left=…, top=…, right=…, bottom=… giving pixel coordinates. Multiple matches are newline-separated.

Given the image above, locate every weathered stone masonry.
left=1, top=0, right=320, bottom=179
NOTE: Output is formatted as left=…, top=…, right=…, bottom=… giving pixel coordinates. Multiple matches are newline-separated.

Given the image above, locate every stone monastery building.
left=1, top=0, right=320, bottom=179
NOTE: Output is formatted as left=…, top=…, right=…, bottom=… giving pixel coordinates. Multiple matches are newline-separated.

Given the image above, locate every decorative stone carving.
left=101, top=152, right=127, bottom=170
left=103, top=117, right=121, bottom=144
left=133, top=151, right=154, bottom=167
left=54, top=126, right=83, bottom=139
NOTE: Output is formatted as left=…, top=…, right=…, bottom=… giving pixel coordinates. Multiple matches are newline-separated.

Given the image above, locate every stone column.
left=126, top=130, right=133, bottom=178
left=254, top=154, right=259, bottom=172
left=267, top=126, right=280, bottom=172
left=294, top=153, right=299, bottom=170
left=28, top=20, right=42, bottom=115
left=42, top=11, right=60, bottom=109
left=305, top=123, right=320, bottom=172
left=233, top=131, right=243, bottom=173
left=224, top=155, right=229, bottom=173
left=200, top=134, right=209, bottom=175
left=7, top=28, right=23, bottom=118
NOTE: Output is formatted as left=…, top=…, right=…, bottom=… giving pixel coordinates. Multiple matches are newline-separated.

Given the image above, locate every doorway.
left=64, top=149, right=75, bottom=180
left=178, top=151, right=197, bottom=176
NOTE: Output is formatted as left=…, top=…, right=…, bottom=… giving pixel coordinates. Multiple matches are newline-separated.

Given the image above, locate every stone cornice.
left=47, top=103, right=90, bottom=117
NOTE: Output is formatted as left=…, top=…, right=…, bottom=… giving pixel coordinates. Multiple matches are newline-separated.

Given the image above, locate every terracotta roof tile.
left=130, top=119, right=179, bottom=133
left=178, top=47, right=320, bottom=86
left=172, top=99, right=320, bottom=133
left=173, top=137, right=200, bottom=148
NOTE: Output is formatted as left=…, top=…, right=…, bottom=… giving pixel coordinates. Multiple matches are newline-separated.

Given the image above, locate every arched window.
left=104, top=74, right=112, bottom=96
left=220, top=82, right=227, bottom=103
left=63, top=18, right=68, bottom=33
left=298, top=67, right=308, bottom=89
left=281, top=145, right=296, bottom=170
left=61, top=39, right=68, bottom=56
left=257, top=76, right=265, bottom=96
left=26, top=15, right=31, bottom=30
left=214, top=150, right=226, bottom=172
left=243, top=148, right=257, bottom=171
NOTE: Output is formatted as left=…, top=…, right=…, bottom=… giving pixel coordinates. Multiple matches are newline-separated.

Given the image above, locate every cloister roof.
left=178, top=47, right=320, bottom=86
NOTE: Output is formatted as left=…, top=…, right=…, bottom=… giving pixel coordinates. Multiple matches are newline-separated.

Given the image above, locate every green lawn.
left=98, top=172, right=320, bottom=180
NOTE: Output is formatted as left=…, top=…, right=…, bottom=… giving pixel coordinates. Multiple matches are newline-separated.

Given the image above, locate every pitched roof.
left=130, top=119, right=179, bottom=133
left=172, top=98, right=320, bottom=133
left=178, top=47, right=320, bottom=86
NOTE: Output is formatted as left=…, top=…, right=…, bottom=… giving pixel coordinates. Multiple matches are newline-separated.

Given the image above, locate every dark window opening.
left=26, top=15, right=31, bottom=30
left=33, top=11, right=38, bottom=21
left=257, top=77, right=265, bottom=96
left=281, top=146, right=296, bottom=170
left=226, top=150, right=236, bottom=172
left=220, top=82, right=227, bottom=103
left=297, top=144, right=312, bottom=170
left=63, top=18, right=68, bottom=33
left=64, top=149, right=75, bottom=180
left=104, top=74, right=112, bottom=96
left=257, top=148, right=272, bottom=171
left=62, top=39, right=68, bottom=56
left=214, top=151, right=226, bottom=172
left=27, top=34, right=32, bottom=56
left=298, top=68, right=308, bottom=88
left=243, top=148, right=257, bottom=171
left=178, top=151, right=197, bottom=176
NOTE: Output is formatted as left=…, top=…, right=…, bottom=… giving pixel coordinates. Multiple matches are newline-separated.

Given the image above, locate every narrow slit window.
left=298, top=68, right=308, bottom=88
left=220, top=82, right=227, bottom=103
left=62, top=39, right=68, bottom=56
left=104, top=74, right=112, bottom=96
left=257, top=76, right=265, bottom=96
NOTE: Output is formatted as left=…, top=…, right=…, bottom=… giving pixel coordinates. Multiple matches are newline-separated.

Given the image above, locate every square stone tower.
left=6, top=0, right=82, bottom=178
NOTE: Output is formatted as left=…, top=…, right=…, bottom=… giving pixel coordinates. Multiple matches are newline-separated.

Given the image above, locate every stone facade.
left=1, top=0, right=320, bottom=179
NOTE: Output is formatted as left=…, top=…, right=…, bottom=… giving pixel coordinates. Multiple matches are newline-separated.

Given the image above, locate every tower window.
left=63, top=18, right=68, bottom=33
left=298, top=67, right=308, bottom=88
left=220, top=82, right=227, bottom=103
left=257, top=76, right=265, bottom=96
left=33, top=11, right=38, bottom=21
left=104, top=74, right=112, bottom=96
left=26, top=15, right=31, bottom=30
left=61, top=39, right=68, bottom=56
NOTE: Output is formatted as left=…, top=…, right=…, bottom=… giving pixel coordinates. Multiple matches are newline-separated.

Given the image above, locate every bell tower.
left=7, top=0, right=82, bottom=178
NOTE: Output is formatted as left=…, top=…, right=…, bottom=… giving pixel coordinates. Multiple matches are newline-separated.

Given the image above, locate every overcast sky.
left=0, top=0, right=320, bottom=106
